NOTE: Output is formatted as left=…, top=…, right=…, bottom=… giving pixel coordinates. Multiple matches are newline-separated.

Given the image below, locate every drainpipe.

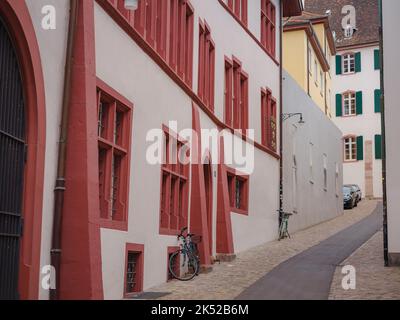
left=279, top=0, right=284, bottom=226
left=50, top=0, right=78, bottom=300
left=378, top=0, right=389, bottom=267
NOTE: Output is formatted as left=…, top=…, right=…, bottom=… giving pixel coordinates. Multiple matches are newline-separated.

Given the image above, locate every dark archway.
left=0, top=16, right=26, bottom=300
left=0, top=1, right=46, bottom=300
left=203, top=160, right=213, bottom=257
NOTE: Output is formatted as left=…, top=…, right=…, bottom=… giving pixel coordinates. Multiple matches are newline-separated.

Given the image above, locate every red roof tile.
left=304, top=0, right=379, bottom=49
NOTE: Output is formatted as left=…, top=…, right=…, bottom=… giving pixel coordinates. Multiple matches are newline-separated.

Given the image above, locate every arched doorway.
left=203, top=159, right=213, bottom=257
left=0, top=16, right=26, bottom=300
left=0, top=0, right=46, bottom=300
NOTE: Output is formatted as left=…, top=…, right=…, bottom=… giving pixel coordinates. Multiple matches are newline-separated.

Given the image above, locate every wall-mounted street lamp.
left=281, top=113, right=305, bottom=124
left=125, top=0, right=139, bottom=11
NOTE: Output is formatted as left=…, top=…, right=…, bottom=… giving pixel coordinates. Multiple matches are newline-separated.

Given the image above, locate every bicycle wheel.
left=169, top=250, right=199, bottom=281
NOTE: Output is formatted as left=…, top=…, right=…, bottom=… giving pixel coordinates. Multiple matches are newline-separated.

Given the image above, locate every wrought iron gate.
left=0, top=17, right=26, bottom=300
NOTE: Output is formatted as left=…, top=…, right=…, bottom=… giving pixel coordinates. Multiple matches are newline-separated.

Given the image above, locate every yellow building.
left=283, top=12, right=336, bottom=117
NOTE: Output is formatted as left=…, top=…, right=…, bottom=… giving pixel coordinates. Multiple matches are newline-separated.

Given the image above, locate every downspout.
left=279, top=0, right=284, bottom=226
left=378, top=0, right=389, bottom=267
left=50, top=0, right=78, bottom=300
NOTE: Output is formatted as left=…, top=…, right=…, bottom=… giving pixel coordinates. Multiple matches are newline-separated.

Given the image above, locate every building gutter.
left=378, top=0, right=389, bottom=267
left=50, top=0, right=78, bottom=300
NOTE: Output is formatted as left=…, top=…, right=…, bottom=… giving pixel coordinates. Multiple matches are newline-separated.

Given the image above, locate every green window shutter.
left=336, top=94, right=343, bottom=117
left=374, top=49, right=381, bottom=70
left=356, top=91, right=363, bottom=115
left=336, top=55, right=342, bottom=75
left=357, top=136, right=364, bottom=161
left=375, top=135, right=382, bottom=160
left=355, top=52, right=362, bottom=72
left=375, top=89, right=381, bottom=113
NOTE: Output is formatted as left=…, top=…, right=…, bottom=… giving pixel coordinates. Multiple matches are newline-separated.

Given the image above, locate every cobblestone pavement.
left=147, top=200, right=379, bottom=300
left=329, top=231, right=400, bottom=300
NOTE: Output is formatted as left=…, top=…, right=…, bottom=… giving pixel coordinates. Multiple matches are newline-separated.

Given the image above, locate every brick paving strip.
left=236, top=203, right=382, bottom=300
left=329, top=231, right=400, bottom=300
left=147, top=200, right=380, bottom=300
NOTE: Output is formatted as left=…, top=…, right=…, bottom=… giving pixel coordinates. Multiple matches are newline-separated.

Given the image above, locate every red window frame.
left=198, top=19, right=215, bottom=112
left=159, top=125, right=190, bottom=235
left=261, top=87, right=277, bottom=151
left=124, top=243, right=144, bottom=297
left=261, top=0, right=276, bottom=57
left=226, top=167, right=249, bottom=215
left=224, top=56, right=249, bottom=130
left=97, top=78, right=133, bottom=231
left=110, top=0, right=194, bottom=87
left=170, top=0, right=194, bottom=86
left=227, top=0, right=248, bottom=26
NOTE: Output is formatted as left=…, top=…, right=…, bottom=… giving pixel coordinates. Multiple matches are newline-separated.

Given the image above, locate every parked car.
left=345, top=184, right=362, bottom=203
left=343, top=186, right=358, bottom=209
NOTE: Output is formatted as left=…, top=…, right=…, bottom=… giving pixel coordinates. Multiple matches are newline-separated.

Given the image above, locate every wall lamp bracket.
left=281, top=113, right=305, bottom=124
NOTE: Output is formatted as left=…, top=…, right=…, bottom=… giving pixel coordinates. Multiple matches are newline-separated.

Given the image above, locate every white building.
left=305, top=0, right=382, bottom=199
left=283, top=71, right=343, bottom=234
left=0, top=0, right=303, bottom=300
left=381, top=0, right=400, bottom=266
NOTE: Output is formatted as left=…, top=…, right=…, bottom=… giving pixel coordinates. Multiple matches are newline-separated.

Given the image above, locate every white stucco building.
left=305, top=0, right=382, bottom=200
left=0, top=0, right=305, bottom=300
left=283, top=71, right=343, bottom=234
left=381, top=0, right=400, bottom=266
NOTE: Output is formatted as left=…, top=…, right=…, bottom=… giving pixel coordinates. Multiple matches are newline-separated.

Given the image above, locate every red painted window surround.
left=96, top=0, right=280, bottom=161
left=198, top=19, right=215, bottom=112
left=217, top=0, right=279, bottom=66
left=97, top=78, right=133, bottom=231
left=227, top=0, right=248, bottom=26
left=124, top=243, right=144, bottom=297
left=159, top=125, right=190, bottom=236
left=226, top=167, right=249, bottom=215
left=261, top=0, right=276, bottom=57
left=224, top=56, right=249, bottom=130
left=261, top=87, right=277, bottom=152
left=108, top=0, right=194, bottom=87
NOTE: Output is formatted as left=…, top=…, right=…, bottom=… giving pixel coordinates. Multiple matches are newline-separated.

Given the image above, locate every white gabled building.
left=305, top=0, right=382, bottom=200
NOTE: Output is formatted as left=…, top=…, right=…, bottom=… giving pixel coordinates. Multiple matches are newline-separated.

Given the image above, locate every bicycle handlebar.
left=178, top=227, right=188, bottom=239
left=276, top=209, right=295, bottom=216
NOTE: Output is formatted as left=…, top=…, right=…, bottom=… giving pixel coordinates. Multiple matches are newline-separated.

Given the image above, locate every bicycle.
left=277, top=210, right=294, bottom=240
left=168, top=227, right=201, bottom=281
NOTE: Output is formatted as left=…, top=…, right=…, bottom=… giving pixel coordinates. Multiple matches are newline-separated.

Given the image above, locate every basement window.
left=124, top=243, right=144, bottom=297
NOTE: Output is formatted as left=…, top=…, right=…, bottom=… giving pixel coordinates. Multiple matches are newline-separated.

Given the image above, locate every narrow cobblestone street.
left=146, top=200, right=388, bottom=300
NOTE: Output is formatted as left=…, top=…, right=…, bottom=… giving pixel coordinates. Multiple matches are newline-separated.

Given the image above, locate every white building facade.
left=305, top=0, right=382, bottom=200
left=0, top=0, right=304, bottom=300
left=333, top=45, right=382, bottom=199
left=283, top=71, right=343, bottom=234
left=381, top=0, right=400, bottom=266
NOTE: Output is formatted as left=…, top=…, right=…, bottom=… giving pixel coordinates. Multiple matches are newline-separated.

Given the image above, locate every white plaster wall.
left=25, top=0, right=69, bottom=300
left=382, top=0, right=400, bottom=254
left=331, top=46, right=382, bottom=198
left=283, top=71, right=343, bottom=233
left=95, top=0, right=282, bottom=298
left=230, top=144, right=280, bottom=252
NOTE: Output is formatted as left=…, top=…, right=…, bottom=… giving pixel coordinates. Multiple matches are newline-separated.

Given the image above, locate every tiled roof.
left=304, top=0, right=380, bottom=49
left=283, top=11, right=330, bottom=26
